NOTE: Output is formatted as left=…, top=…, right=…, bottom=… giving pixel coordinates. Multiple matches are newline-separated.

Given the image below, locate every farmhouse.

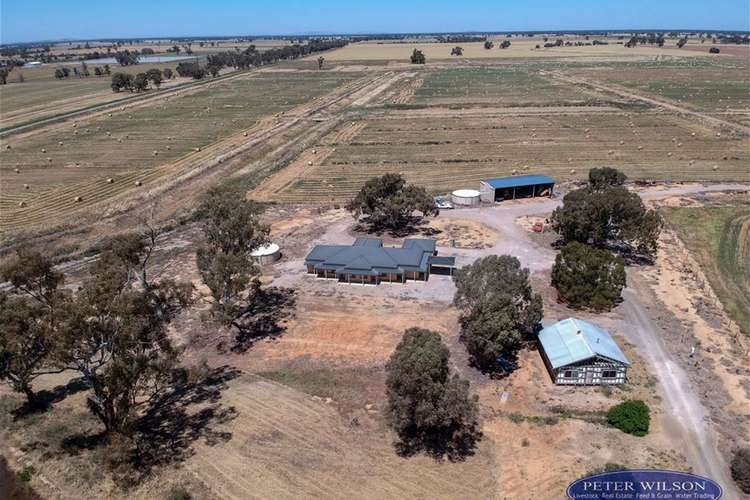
left=305, top=238, right=455, bottom=284
left=538, top=318, right=629, bottom=385
left=479, top=174, right=555, bottom=203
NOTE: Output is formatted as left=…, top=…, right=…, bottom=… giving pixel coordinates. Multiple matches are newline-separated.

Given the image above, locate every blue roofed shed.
left=538, top=318, right=629, bottom=385
left=480, top=174, right=555, bottom=202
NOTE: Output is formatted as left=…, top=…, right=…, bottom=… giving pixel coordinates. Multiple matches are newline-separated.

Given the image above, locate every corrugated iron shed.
left=538, top=318, right=629, bottom=369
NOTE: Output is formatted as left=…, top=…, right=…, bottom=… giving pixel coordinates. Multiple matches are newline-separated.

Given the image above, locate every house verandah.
left=304, top=238, right=453, bottom=285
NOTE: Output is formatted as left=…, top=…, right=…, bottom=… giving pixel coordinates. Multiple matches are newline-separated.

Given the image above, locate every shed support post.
left=512, top=187, right=516, bottom=200
left=532, top=185, right=536, bottom=197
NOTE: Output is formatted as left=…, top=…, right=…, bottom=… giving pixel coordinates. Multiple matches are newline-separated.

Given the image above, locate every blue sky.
left=2, top=0, right=749, bottom=44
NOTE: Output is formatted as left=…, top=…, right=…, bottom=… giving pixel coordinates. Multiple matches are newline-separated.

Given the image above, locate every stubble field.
left=254, top=64, right=750, bottom=204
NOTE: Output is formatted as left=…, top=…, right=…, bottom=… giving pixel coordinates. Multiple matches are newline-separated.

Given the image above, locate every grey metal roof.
left=482, top=174, right=555, bottom=190
left=538, top=318, right=629, bottom=369
left=305, top=239, right=438, bottom=275
left=429, top=255, right=456, bottom=267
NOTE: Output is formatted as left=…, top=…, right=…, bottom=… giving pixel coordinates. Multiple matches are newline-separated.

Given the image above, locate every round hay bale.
left=511, top=168, right=518, bottom=175
left=47, top=157, right=52, bottom=163
left=608, top=150, right=614, bottom=155
left=567, top=158, right=573, bottom=163
left=667, top=152, right=673, bottom=157
left=195, top=147, right=201, bottom=152
left=117, top=138, right=122, bottom=143
left=585, top=128, right=590, bottom=133
left=18, top=201, right=26, bottom=208
left=243, top=132, right=248, bottom=137
left=672, top=137, right=677, bottom=142
left=23, top=184, right=29, bottom=190
left=619, top=140, right=625, bottom=145
left=153, top=150, right=159, bottom=156
left=41, top=148, right=47, bottom=153
left=312, top=149, right=317, bottom=154
left=637, top=145, right=643, bottom=150
left=689, top=160, right=695, bottom=165
left=107, top=178, right=114, bottom=183
left=712, top=165, right=719, bottom=171
left=569, top=169, right=576, bottom=174
left=677, top=142, right=682, bottom=147
left=14, top=168, right=20, bottom=173
left=107, top=113, right=112, bottom=117
left=522, top=164, right=529, bottom=170
left=5, top=144, right=11, bottom=150
left=716, top=132, right=721, bottom=138
left=166, top=145, right=171, bottom=150
left=307, top=161, right=313, bottom=166
left=106, top=131, right=111, bottom=136
left=691, top=132, right=696, bottom=137
left=134, top=181, right=142, bottom=187
left=74, top=196, right=82, bottom=202
left=73, top=123, right=78, bottom=128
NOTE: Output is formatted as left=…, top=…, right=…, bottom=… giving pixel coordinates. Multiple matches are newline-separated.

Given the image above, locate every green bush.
left=607, top=400, right=650, bottom=436
left=17, top=465, right=35, bottom=482
left=167, top=486, right=192, bottom=500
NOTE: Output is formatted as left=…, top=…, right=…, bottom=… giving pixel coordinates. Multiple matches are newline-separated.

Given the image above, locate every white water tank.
left=451, top=189, right=481, bottom=207
left=251, top=243, right=281, bottom=265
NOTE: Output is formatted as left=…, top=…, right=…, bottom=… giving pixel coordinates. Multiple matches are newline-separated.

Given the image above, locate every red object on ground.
left=532, top=221, right=544, bottom=233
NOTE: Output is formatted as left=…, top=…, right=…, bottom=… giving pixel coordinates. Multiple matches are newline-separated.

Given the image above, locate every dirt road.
left=618, top=285, right=739, bottom=496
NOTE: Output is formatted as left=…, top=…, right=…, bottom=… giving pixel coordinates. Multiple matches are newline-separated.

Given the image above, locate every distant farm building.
left=451, top=189, right=481, bottom=207
left=305, top=238, right=455, bottom=285
left=479, top=174, right=555, bottom=203
left=538, top=318, right=629, bottom=385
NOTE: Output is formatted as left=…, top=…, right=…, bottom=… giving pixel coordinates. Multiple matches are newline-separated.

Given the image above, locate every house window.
left=563, top=370, right=578, bottom=378
left=602, top=370, right=618, bottom=378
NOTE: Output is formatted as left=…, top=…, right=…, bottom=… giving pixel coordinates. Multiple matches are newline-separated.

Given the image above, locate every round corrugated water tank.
left=251, top=243, right=281, bottom=265
left=451, top=189, right=481, bottom=206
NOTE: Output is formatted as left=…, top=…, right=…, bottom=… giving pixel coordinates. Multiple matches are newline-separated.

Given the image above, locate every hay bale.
left=195, top=147, right=201, bottom=152
left=41, top=148, right=47, bottom=153
left=569, top=169, right=576, bottom=174
left=107, top=178, right=114, bottom=183
left=166, top=146, right=171, bottom=150
left=5, top=144, right=11, bottom=150
left=307, top=161, right=313, bottom=166
left=14, top=168, right=19, bottom=173
left=637, top=145, right=643, bottom=150
left=567, top=158, right=573, bottom=163
left=47, top=158, right=52, bottom=163
left=716, top=132, right=721, bottom=138
left=153, top=150, right=158, bottom=156
left=23, top=184, right=29, bottom=190
left=712, top=165, right=719, bottom=171
left=74, top=196, right=82, bottom=202
left=691, top=132, right=696, bottom=137
left=511, top=169, right=518, bottom=175
left=608, top=150, right=614, bottom=155
left=677, top=143, right=682, bottom=147
left=619, top=140, right=625, bottom=145
left=134, top=181, right=142, bottom=187
left=312, top=149, right=317, bottom=154
left=667, top=152, right=673, bottom=157
left=18, top=201, right=26, bottom=208
left=243, top=132, right=248, bottom=137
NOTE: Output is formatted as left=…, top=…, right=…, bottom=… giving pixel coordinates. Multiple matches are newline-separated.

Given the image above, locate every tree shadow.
left=131, top=365, right=241, bottom=473
left=59, top=366, right=241, bottom=482
left=353, top=215, right=439, bottom=239
left=394, top=424, right=482, bottom=462
left=229, top=287, right=297, bottom=353
left=12, top=377, right=90, bottom=419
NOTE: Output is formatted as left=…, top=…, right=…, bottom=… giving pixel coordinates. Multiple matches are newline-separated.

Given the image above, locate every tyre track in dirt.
left=544, top=70, right=750, bottom=135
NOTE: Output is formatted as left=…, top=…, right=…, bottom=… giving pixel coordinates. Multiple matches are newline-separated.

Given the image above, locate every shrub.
left=607, top=400, right=650, bottom=436
left=551, top=241, right=626, bottom=311
left=17, top=464, right=35, bottom=482
left=167, top=486, right=192, bottom=500
left=731, top=448, right=750, bottom=493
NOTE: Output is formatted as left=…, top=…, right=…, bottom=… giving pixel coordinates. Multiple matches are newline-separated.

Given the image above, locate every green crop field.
left=662, top=203, right=750, bottom=335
